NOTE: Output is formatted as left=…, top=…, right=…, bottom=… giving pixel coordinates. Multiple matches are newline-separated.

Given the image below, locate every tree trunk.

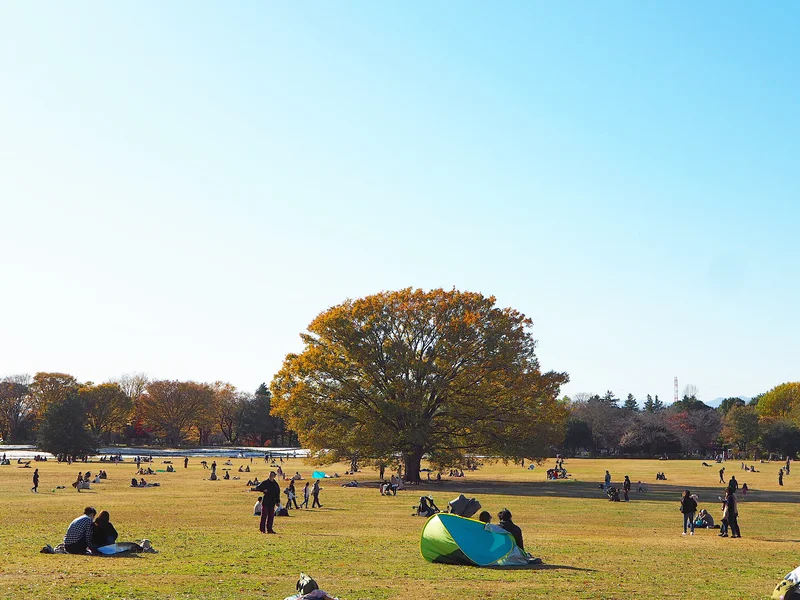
left=403, top=448, right=424, bottom=482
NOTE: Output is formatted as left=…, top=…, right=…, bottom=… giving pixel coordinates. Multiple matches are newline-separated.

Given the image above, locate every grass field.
left=2, top=455, right=799, bottom=599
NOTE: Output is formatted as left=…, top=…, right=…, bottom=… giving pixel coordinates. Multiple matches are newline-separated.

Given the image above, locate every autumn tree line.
left=0, top=372, right=297, bottom=450
left=563, top=383, right=800, bottom=459
left=3, top=288, right=799, bottom=478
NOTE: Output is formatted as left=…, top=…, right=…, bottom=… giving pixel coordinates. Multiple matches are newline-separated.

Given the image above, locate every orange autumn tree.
left=271, top=288, right=569, bottom=482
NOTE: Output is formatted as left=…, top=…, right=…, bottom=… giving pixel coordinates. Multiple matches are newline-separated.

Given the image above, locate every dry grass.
left=1, top=456, right=798, bottom=599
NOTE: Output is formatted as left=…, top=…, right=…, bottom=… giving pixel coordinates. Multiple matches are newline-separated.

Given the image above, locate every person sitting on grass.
left=254, top=496, right=263, bottom=516
left=91, top=510, right=119, bottom=548
left=64, top=507, right=97, bottom=554
left=498, top=509, right=524, bottom=550
left=695, top=508, right=715, bottom=528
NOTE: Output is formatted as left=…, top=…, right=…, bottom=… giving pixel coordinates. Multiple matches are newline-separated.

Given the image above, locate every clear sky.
left=1, top=3, right=798, bottom=404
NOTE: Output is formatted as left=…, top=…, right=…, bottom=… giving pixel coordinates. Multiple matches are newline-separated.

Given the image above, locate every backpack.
left=296, top=573, right=319, bottom=595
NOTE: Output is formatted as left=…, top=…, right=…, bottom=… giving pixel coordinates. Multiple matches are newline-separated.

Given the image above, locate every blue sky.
left=1, top=3, right=798, bottom=404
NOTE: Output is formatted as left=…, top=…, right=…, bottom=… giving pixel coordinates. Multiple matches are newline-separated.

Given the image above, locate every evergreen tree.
left=623, top=393, right=639, bottom=411
left=36, top=392, right=98, bottom=457
left=601, top=390, right=618, bottom=405
left=653, top=395, right=665, bottom=411
left=643, top=394, right=655, bottom=413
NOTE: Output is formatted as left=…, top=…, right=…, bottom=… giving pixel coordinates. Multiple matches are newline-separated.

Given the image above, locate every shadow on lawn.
left=486, top=563, right=595, bottom=572
left=397, top=480, right=800, bottom=505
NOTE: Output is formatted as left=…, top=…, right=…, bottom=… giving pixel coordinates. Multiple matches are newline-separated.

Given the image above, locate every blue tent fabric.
left=420, top=514, right=517, bottom=566
left=96, top=542, right=141, bottom=555
left=312, top=470, right=326, bottom=479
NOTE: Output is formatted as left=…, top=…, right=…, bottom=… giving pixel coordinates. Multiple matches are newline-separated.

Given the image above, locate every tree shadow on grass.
left=404, top=480, right=800, bottom=505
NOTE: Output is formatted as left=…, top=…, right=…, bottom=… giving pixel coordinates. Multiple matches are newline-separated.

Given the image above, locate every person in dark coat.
left=312, top=479, right=322, bottom=508
left=91, top=510, right=119, bottom=548
left=726, top=490, right=741, bottom=538
left=680, top=490, right=698, bottom=535
left=256, top=471, right=280, bottom=534
left=622, top=475, right=631, bottom=502
left=498, top=508, right=524, bottom=550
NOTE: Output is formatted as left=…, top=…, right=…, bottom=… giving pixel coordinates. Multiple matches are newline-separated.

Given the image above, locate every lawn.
left=1, top=456, right=798, bottom=599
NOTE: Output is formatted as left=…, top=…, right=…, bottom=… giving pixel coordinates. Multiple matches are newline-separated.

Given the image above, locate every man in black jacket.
left=256, top=472, right=280, bottom=534
left=498, top=509, right=524, bottom=550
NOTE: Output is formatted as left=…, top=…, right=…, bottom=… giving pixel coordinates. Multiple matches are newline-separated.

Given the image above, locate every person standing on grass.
left=312, top=479, right=322, bottom=508
left=31, top=468, right=39, bottom=493
left=719, top=467, right=725, bottom=484
left=604, top=470, right=611, bottom=491
left=623, top=476, right=631, bottom=502
left=726, top=490, right=741, bottom=538
left=184, top=457, right=188, bottom=469
left=680, top=490, right=697, bottom=536
left=255, top=471, right=280, bottom=534
left=779, top=468, right=784, bottom=486
left=300, top=482, right=310, bottom=508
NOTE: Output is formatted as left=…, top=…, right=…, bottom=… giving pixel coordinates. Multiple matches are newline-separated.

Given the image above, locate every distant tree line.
left=561, top=383, right=800, bottom=459
left=0, top=372, right=297, bottom=455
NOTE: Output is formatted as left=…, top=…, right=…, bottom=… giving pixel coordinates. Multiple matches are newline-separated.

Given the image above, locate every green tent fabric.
left=420, top=513, right=518, bottom=566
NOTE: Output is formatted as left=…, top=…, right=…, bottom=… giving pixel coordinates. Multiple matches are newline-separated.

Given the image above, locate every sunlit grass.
left=1, top=456, right=797, bottom=599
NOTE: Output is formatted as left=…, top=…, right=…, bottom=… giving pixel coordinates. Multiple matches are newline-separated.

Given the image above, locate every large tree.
left=0, top=376, right=34, bottom=442
left=139, top=380, right=214, bottom=446
left=720, top=404, right=760, bottom=453
left=29, top=372, right=79, bottom=420
left=36, top=392, right=98, bottom=457
left=271, top=288, right=569, bottom=481
left=78, top=382, right=132, bottom=441
left=757, top=383, right=800, bottom=423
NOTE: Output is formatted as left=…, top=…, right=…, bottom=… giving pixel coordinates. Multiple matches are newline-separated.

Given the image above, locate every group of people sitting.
left=137, top=467, right=155, bottom=475
left=73, top=471, right=108, bottom=490
left=656, top=472, right=667, bottom=480
left=449, top=469, right=465, bottom=477
left=237, top=465, right=252, bottom=473
left=546, top=468, right=568, bottom=480
left=130, top=477, right=159, bottom=488
left=380, top=474, right=404, bottom=496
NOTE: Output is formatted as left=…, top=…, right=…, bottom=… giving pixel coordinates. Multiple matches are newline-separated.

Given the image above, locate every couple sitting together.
left=63, top=507, right=119, bottom=554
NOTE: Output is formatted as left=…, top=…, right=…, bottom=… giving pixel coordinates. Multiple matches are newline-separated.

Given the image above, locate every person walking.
left=779, top=468, right=784, bottom=486
left=211, top=461, right=217, bottom=476
left=311, top=479, right=323, bottom=508
left=604, top=470, right=611, bottom=492
left=31, top=468, right=39, bottom=493
left=787, top=457, right=791, bottom=475
left=680, top=490, right=698, bottom=536
left=728, top=475, right=739, bottom=493
left=719, top=467, right=725, bottom=484
left=727, top=490, right=741, bottom=538
left=300, top=482, right=310, bottom=509
left=184, top=457, right=188, bottom=469
left=287, top=480, right=300, bottom=509
left=622, top=476, right=631, bottom=502
left=255, top=471, right=280, bottom=534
